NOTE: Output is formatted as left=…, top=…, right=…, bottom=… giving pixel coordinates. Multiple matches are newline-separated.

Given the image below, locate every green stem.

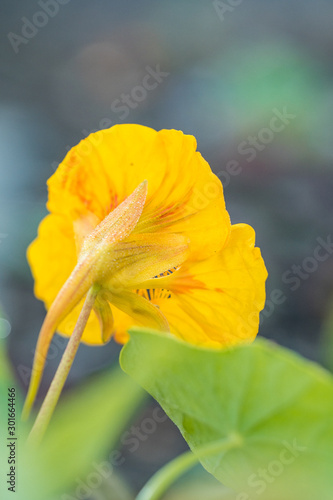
left=136, top=433, right=242, bottom=500
left=28, top=286, right=98, bottom=445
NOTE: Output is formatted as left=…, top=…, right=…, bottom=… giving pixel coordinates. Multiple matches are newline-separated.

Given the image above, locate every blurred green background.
left=1, top=0, right=333, bottom=497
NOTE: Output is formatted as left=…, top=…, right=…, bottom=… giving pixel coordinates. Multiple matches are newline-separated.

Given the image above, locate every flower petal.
left=47, top=124, right=230, bottom=261
left=113, top=224, right=267, bottom=347
left=105, top=289, right=170, bottom=333
left=79, top=180, right=147, bottom=262
left=93, top=292, right=114, bottom=343
left=106, top=232, right=189, bottom=291
left=28, top=214, right=77, bottom=309
left=23, top=248, right=98, bottom=419
left=27, top=213, right=105, bottom=345
left=56, top=299, right=105, bottom=345
left=161, top=223, right=268, bottom=347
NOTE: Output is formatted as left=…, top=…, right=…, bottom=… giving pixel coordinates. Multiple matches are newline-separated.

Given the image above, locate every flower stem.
left=27, top=286, right=98, bottom=445
left=135, top=433, right=242, bottom=500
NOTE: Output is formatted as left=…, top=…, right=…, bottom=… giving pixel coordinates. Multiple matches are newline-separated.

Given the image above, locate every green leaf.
left=150, top=462, right=231, bottom=500
left=23, top=366, right=145, bottom=499
left=164, top=473, right=233, bottom=500
left=0, top=335, right=145, bottom=500
left=120, top=329, right=333, bottom=500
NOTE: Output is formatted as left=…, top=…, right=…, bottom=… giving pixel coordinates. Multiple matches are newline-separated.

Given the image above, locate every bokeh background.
left=1, top=0, right=333, bottom=497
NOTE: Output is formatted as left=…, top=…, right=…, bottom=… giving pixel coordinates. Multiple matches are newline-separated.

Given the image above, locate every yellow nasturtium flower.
left=24, top=124, right=267, bottom=420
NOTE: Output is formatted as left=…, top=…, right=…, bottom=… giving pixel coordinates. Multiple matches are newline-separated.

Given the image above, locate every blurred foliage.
left=2, top=0, right=333, bottom=398
left=121, top=328, right=333, bottom=500
left=163, top=468, right=231, bottom=500
left=1, top=1, right=333, bottom=497
left=0, top=334, right=145, bottom=500
left=321, top=299, right=333, bottom=372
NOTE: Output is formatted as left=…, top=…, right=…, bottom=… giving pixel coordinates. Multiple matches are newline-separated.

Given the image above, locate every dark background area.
left=1, top=0, right=333, bottom=492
